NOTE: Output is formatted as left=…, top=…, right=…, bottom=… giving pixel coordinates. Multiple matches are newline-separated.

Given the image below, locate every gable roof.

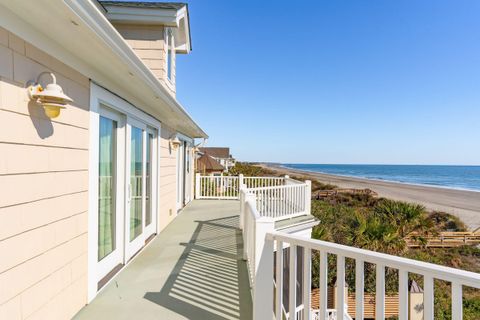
left=0, top=1, right=205, bottom=138
left=99, top=1, right=192, bottom=53
left=197, top=153, right=224, bottom=172
left=199, top=147, right=231, bottom=159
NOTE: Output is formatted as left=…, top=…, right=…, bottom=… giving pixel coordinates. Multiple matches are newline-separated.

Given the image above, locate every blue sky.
left=176, top=0, right=480, bottom=165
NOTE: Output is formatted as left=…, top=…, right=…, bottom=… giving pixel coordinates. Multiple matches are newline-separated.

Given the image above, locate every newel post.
left=195, top=173, right=201, bottom=199
left=239, top=173, right=244, bottom=190
left=239, top=187, right=246, bottom=231
left=253, top=223, right=275, bottom=320
left=305, top=180, right=312, bottom=215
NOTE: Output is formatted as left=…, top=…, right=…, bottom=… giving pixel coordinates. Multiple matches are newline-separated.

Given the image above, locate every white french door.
left=96, top=108, right=125, bottom=283
left=89, top=84, right=161, bottom=301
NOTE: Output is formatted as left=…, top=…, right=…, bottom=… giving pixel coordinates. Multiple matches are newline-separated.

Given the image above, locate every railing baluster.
left=303, top=248, right=311, bottom=320
left=337, top=255, right=346, bottom=320
left=398, top=269, right=408, bottom=320
left=424, top=275, right=434, bottom=320
left=376, top=264, right=385, bottom=320
left=452, top=282, right=463, bottom=320
left=319, top=251, right=328, bottom=320
left=356, top=259, right=364, bottom=320
left=289, top=245, right=297, bottom=320
left=276, top=241, right=284, bottom=320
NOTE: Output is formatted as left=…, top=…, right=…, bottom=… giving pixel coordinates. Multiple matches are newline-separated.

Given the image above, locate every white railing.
left=195, top=174, right=240, bottom=199
left=248, top=183, right=311, bottom=220
left=249, top=231, right=480, bottom=320
left=241, top=191, right=275, bottom=288
left=243, top=176, right=285, bottom=189
left=195, top=173, right=289, bottom=199
left=196, top=173, right=312, bottom=220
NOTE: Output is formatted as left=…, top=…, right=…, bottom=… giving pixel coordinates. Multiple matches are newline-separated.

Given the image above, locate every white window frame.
left=88, top=83, right=162, bottom=302
left=165, top=28, right=174, bottom=83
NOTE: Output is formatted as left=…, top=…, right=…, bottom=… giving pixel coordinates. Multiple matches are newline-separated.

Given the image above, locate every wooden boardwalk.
left=406, top=231, right=480, bottom=248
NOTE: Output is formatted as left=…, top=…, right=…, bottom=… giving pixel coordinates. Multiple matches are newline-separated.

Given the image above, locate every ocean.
left=281, top=164, right=480, bottom=192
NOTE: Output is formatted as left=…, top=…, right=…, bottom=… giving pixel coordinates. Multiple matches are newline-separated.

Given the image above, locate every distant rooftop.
left=197, top=153, right=225, bottom=172
left=199, top=147, right=231, bottom=159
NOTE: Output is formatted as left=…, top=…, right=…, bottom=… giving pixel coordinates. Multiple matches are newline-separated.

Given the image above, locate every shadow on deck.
left=74, top=200, right=252, bottom=320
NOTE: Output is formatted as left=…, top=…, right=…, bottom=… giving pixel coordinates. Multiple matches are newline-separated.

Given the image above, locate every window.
left=166, top=28, right=173, bottom=81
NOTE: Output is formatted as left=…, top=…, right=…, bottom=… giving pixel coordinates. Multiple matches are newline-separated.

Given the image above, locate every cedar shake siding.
left=113, top=24, right=176, bottom=98
left=159, top=125, right=178, bottom=231
left=0, top=29, right=89, bottom=320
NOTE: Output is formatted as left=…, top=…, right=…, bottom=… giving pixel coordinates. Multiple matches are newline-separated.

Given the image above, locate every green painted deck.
left=74, top=200, right=252, bottom=320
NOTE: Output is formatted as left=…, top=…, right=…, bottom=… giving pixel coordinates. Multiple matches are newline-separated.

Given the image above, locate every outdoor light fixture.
left=170, top=136, right=181, bottom=149
left=27, top=72, right=73, bottom=119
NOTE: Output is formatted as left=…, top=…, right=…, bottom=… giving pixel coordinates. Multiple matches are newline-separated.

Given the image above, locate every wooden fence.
left=406, top=231, right=480, bottom=248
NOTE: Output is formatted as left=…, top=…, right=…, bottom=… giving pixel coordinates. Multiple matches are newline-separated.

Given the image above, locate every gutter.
left=65, top=0, right=207, bottom=138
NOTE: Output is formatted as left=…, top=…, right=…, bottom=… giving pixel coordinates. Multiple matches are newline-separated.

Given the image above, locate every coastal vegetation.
left=231, top=162, right=480, bottom=319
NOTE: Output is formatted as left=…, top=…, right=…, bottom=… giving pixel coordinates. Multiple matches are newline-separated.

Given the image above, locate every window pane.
left=130, top=126, right=143, bottom=241
left=98, top=116, right=117, bottom=261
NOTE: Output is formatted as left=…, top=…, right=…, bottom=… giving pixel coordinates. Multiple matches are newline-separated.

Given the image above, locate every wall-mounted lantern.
left=27, top=72, right=73, bottom=119
left=170, top=136, right=181, bottom=150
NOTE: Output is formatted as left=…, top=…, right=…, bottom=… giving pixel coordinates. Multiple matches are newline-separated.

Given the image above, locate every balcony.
left=76, top=175, right=480, bottom=320
left=75, top=200, right=252, bottom=319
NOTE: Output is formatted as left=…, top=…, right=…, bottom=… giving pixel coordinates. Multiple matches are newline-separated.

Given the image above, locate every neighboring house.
left=196, top=153, right=225, bottom=175
left=198, top=147, right=236, bottom=172
left=0, top=1, right=206, bottom=318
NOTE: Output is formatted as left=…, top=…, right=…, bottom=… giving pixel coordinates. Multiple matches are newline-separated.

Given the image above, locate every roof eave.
left=72, top=0, right=204, bottom=137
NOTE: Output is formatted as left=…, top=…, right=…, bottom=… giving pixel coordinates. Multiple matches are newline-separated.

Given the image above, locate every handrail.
left=256, top=231, right=480, bottom=320
left=268, top=232, right=480, bottom=288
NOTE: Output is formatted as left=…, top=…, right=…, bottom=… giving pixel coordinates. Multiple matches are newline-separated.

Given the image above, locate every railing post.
left=239, top=174, right=244, bottom=190
left=253, top=230, right=274, bottom=320
left=239, top=187, right=246, bottom=231
left=284, top=175, right=289, bottom=185
left=305, top=180, right=312, bottom=215
left=195, top=173, right=200, bottom=199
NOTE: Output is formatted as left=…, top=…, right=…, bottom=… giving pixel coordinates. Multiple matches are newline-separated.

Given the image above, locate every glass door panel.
left=129, top=126, right=144, bottom=242
left=98, top=116, right=117, bottom=260
left=96, top=109, right=125, bottom=286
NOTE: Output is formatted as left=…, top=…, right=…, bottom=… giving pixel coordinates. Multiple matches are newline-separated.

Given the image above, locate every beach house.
left=1, top=1, right=479, bottom=320
left=199, top=147, right=236, bottom=172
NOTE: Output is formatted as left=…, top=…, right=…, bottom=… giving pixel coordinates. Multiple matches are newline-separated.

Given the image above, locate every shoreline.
left=260, top=163, right=480, bottom=231
left=279, top=164, right=480, bottom=194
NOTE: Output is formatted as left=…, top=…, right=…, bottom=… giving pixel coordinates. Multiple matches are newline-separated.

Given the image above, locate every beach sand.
left=261, top=164, right=480, bottom=231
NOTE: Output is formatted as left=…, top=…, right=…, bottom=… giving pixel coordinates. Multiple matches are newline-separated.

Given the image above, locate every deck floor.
left=74, top=200, right=252, bottom=320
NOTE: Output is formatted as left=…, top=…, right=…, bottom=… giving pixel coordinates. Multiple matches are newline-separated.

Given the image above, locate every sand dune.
left=262, top=164, right=480, bottom=231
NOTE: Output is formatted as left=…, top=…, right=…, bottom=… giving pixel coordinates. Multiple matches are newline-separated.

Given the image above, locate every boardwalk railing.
left=406, top=231, right=480, bottom=248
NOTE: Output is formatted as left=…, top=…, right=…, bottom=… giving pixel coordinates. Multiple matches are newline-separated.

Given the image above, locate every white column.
left=305, top=180, right=312, bottom=215
left=239, top=188, right=246, bottom=231
left=253, top=227, right=275, bottom=320
left=195, top=173, right=200, bottom=199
